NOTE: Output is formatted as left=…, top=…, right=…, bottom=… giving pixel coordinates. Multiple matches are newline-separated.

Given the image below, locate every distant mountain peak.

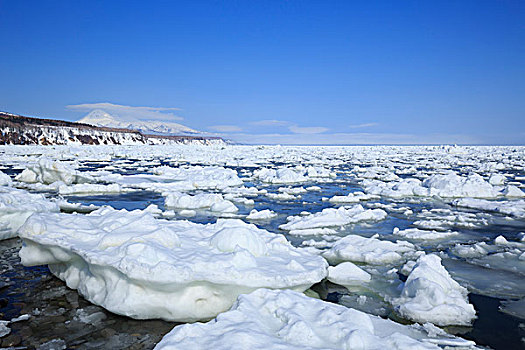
left=78, top=110, right=200, bottom=135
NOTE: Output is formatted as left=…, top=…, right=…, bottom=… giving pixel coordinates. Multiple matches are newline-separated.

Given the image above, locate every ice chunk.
left=279, top=205, right=387, bottom=231
left=164, top=192, right=237, bottom=213
left=453, top=198, right=525, bottom=218
left=0, top=187, right=59, bottom=240
left=489, top=174, right=506, bottom=185
left=392, top=254, right=476, bottom=326
left=421, top=173, right=498, bottom=198
left=392, top=227, right=458, bottom=240
left=503, top=185, right=525, bottom=198
left=253, top=167, right=307, bottom=184
left=154, top=165, right=243, bottom=189
left=246, top=209, right=277, bottom=220
left=0, top=320, right=10, bottom=337
left=328, top=192, right=379, bottom=203
left=0, top=170, right=12, bottom=186
left=323, top=234, right=416, bottom=265
left=58, top=183, right=122, bottom=195
left=18, top=208, right=327, bottom=322
left=327, top=262, right=371, bottom=287
left=364, top=172, right=500, bottom=199
left=16, top=158, right=92, bottom=185
left=154, top=289, right=478, bottom=350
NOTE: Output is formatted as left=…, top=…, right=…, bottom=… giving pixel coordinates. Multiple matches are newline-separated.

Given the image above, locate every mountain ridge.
left=78, top=109, right=200, bottom=136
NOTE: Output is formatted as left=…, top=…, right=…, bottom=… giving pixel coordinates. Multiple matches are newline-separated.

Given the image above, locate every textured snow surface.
left=154, top=289, right=477, bottom=350
left=393, top=254, right=476, bottom=326
left=18, top=207, right=327, bottom=321
left=0, top=187, right=59, bottom=240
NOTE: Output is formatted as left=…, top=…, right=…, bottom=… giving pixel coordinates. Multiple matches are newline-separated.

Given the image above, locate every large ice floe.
left=154, top=289, right=478, bottom=350
left=0, top=187, right=59, bottom=240
left=17, top=207, right=327, bottom=322
left=392, top=254, right=476, bottom=326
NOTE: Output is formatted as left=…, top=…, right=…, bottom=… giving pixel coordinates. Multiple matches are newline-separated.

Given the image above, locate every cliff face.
left=0, top=112, right=225, bottom=146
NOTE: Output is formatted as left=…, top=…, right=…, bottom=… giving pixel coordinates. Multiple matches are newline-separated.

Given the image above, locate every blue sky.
left=1, top=1, right=524, bottom=144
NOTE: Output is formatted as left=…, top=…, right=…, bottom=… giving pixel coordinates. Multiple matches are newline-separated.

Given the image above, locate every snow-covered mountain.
left=0, top=111, right=225, bottom=146
left=78, top=110, right=200, bottom=135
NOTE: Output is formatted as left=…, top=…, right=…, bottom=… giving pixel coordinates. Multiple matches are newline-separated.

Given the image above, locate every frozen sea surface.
left=1, top=144, right=525, bottom=349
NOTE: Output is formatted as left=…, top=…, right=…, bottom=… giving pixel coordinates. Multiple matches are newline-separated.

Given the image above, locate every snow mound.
left=323, top=234, right=416, bottom=265
left=0, top=187, right=59, bottom=240
left=279, top=205, right=387, bottom=231
left=15, top=158, right=92, bottom=185
left=154, top=289, right=478, bottom=350
left=393, top=254, right=476, bottom=326
left=18, top=208, right=327, bottom=322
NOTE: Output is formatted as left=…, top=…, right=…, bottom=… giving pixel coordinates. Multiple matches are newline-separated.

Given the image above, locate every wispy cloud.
left=223, top=132, right=482, bottom=145
left=208, top=125, right=243, bottom=132
left=250, top=119, right=290, bottom=126
left=289, top=125, right=329, bottom=134
left=348, top=122, right=379, bottom=129
left=66, top=102, right=183, bottom=121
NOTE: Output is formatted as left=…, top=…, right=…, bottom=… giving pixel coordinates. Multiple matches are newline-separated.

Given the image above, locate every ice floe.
left=327, top=262, right=371, bottom=287
left=323, top=234, right=417, bottom=265
left=154, top=289, right=478, bottom=350
left=15, top=158, right=93, bottom=185
left=279, top=205, right=387, bottom=231
left=246, top=209, right=277, bottom=220
left=18, top=208, right=327, bottom=321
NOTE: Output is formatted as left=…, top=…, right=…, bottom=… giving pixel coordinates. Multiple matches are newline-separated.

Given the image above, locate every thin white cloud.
left=208, top=125, right=243, bottom=132
left=348, top=122, right=379, bottom=129
left=221, top=132, right=481, bottom=145
left=66, top=102, right=183, bottom=121
left=289, top=125, right=329, bottom=134
left=250, top=119, right=290, bottom=126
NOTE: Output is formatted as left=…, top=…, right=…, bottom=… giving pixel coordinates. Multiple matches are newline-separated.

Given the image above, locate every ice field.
left=1, top=144, right=525, bottom=349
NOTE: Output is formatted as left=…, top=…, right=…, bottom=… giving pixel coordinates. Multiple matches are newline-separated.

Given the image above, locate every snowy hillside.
left=79, top=109, right=200, bottom=135
left=0, top=111, right=224, bottom=146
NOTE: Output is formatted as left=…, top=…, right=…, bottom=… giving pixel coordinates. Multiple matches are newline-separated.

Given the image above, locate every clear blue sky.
left=1, top=1, right=524, bottom=144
